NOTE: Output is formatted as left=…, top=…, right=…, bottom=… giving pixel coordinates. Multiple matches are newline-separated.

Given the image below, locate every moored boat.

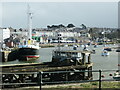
left=8, top=5, right=40, bottom=61
left=113, top=70, right=120, bottom=81
left=104, top=47, right=112, bottom=51
left=101, top=50, right=109, bottom=56
left=91, top=49, right=96, bottom=54
left=18, top=45, right=40, bottom=61
left=94, top=44, right=98, bottom=48
left=8, top=45, right=40, bottom=61
left=116, top=49, right=120, bottom=52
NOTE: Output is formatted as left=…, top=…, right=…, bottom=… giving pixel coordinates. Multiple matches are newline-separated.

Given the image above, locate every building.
left=0, top=28, right=10, bottom=42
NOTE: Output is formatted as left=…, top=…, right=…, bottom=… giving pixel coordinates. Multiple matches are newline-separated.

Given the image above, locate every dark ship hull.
left=18, top=47, right=39, bottom=61
left=8, top=45, right=40, bottom=61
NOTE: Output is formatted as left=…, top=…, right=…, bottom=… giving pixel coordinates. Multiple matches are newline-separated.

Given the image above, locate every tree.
left=47, top=25, right=51, bottom=29
left=67, top=24, right=75, bottom=28
left=88, top=28, right=94, bottom=40
left=81, top=24, right=86, bottom=29
left=51, top=25, right=59, bottom=29
left=58, top=24, right=65, bottom=28
left=19, top=28, right=23, bottom=31
left=14, top=29, right=17, bottom=32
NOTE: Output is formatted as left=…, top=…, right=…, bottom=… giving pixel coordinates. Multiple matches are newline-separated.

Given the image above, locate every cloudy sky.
left=0, top=2, right=118, bottom=29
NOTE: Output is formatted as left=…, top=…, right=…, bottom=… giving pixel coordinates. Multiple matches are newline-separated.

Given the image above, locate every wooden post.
left=90, top=66, right=93, bottom=79
left=66, top=70, right=68, bottom=81
left=82, top=53, right=85, bottom=65
left=88, top=54, right=91, bottom=64
left=39, top=72, right=42, bottom=90
left=19, top=74, right=25, bottom=84
left=99, top=70, right=102, bottom=90
left=2, top=52, right=6, bottom=62
left=88, top=66, right=92, bottom=79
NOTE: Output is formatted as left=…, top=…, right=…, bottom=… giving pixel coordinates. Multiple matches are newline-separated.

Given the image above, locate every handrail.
left=0, top=69, right=119, bottom=89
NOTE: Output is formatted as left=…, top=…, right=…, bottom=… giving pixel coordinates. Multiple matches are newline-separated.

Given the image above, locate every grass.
left=42, top=81, right=120, bottom=89
left=101, top=81, right=120, bottom=88
left=5, top=81, right=120, bottom=90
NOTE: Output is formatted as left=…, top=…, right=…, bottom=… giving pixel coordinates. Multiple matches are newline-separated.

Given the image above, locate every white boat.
left=101, top=50, right=109, bottom=56
left=113, top=71, right=120, bottom=81
left=64, top=44, right=68, bottom=47
left=73, top=45, right=78, bottom=50
left=80, top=45, right=84, bottom=47
left=83, top=45, right=89, bottom=51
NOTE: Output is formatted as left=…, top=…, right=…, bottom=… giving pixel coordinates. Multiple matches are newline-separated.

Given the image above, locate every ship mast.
left=27, top=4, right=32, bottom=40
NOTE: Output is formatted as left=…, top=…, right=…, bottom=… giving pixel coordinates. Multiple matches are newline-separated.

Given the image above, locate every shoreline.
left=39, top=43, right=119, bottom=48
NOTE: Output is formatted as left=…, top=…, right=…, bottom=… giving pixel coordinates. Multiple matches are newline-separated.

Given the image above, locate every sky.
left=0, top=2, right=118, bottom=29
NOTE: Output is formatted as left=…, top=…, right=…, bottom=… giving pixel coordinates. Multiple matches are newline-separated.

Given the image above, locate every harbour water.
left=1, top=44, right=119, bottom=80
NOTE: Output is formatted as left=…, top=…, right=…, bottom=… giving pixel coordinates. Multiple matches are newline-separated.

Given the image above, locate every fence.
left=0, top=70, right=119, bottom=89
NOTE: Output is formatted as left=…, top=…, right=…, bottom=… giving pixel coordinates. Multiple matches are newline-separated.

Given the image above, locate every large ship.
left=8, top=45, right=39, bottom=61
left=8, top=5, right=40, bottom=61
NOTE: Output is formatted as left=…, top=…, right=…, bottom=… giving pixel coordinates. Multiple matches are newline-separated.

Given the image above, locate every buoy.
left=101, top=75, right=105, bottom=78
left=109, top=74, right=112, bottom=76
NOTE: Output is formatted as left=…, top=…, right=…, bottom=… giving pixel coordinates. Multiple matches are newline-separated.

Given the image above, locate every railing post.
left=99, top=70, right=102, bottom=90
left=39, top=72, right=42, bottom=90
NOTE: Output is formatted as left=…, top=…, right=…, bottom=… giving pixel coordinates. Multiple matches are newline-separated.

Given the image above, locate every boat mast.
left=56, top=28, right=62, bottom=51
left=27, top=4, right=32, bottom=40
left=103, top=28, right=106, bottom=47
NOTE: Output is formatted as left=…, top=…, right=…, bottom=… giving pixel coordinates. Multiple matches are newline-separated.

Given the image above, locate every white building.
left=0, top=28, right=10, bottom=42
left=36, top=30, right=80, bottom=38
left=54, top=31, right=80, bottom=38
left=10, top=31, right=28, bottom=38
left=39, top=31, right=54, bottom=37
left=33, top=30, right=81, bottom=43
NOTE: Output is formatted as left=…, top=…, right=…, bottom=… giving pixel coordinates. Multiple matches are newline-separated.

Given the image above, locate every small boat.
left=116, top=49, right=120, bottom=52
left=113, top=71, right=120, bottom=81
left=83, top=48, right=89, bottom=51
left=94, top=44, right=98, bottom=48
left=91, top=49, right=96, bottom=54
left=101, top=50, right=109, bottom=56
left=80, top=45, right=84, bottom=47
left=104, top=47, right=112, bottom=51
left=73, top=45, right=78, bottom=50
left=83, top=45, right=89, bottom=51
left=64, top=44, right=68, bottom=47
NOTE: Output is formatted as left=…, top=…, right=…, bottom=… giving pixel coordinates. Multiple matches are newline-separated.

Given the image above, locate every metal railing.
left=0, top=69, right=119, bottom=89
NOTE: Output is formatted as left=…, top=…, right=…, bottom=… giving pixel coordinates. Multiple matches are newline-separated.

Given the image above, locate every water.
left=90, top=45, right=118, bottom=80
left=1, top=44, right=119, bottom=80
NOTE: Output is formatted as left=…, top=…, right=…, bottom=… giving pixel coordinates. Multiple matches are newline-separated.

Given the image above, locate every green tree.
left=67, top=23, right=75, bottom=28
